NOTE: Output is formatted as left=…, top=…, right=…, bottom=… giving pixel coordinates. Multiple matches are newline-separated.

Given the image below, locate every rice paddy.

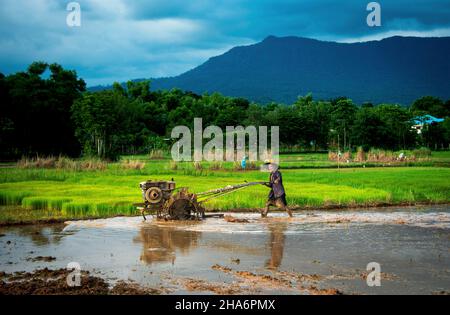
left=0, top=152, right=449, bottom=224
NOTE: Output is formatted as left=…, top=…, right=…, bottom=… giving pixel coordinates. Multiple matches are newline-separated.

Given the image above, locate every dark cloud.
left=0, top=0, right=449, bottom=85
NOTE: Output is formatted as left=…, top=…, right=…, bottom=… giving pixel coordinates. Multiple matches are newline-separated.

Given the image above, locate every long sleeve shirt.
left=268, top=170, right=285, bottom=199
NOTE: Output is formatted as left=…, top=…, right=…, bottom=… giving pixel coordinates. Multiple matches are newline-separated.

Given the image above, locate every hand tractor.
left=134, top=180, right=265, bottom=220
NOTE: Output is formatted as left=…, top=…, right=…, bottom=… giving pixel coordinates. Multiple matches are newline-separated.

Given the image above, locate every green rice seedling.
left=47, top=197, right=73, bottom=210
left=1, top=154, right=450, bottom=224
left=0, top=190, right=33, bottom=205
left=193, top=161, right=203, bottom=170
left=246, top=161, right=258, bottom=170
left=183, top=168, right=205, bottom=177
left=21, top=197, right=49, bottom=210
left=169, top=160, right=178, bottom=170
left=232, top=161, right=243, bottom=171
left=61, top=202, right=95, bottom=216
left=96, top=202, right=135, bottom=216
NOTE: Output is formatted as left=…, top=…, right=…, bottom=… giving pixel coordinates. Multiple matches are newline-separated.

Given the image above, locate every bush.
left=367, top=149, right=395, bottom=162
left=79, top=158, right=107, bottom=170
left=354, top=147, right=366, bottom=162
left=17, top=156, right=56, bottom=169
left=328, top=151, right=351, bottom=162
left=17, top=156, right=107, bottom=170
left=55, top=156, right=78, bottom=170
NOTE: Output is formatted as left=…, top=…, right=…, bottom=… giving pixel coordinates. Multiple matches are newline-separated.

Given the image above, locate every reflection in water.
left=133, top=220, right=289, bottom=269
left=10, top=224, right=66, bottom=246
left=265, top=223, right=288, bottom=270
left=2, top=207, right=449, bottom=295
left=135, top=224, right=201, bottom=265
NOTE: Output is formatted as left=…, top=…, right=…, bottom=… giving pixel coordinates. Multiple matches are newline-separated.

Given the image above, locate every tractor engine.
left=139, top=180, right=175, bottom=210
left=139, top=180, right=204, bottom=220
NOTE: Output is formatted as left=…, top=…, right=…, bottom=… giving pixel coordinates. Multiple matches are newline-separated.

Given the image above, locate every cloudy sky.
left=0, top=0, right=449, bottom=86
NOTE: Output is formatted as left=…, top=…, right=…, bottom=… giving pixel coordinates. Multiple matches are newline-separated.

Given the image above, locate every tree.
left=351, top=107, right=385, bottom=150
left=0, top=62, right=85, bottom=158
left=372, top=104, right=415, bottom=150
left=330, top=98, right=357, bottom=151
left=411, top=96, right=447, bottom=117
left=294, top=95, right=331, bottom=150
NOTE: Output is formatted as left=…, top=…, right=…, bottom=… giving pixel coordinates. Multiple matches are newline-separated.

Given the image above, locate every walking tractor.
left=134, top=180, right=265, bottom=220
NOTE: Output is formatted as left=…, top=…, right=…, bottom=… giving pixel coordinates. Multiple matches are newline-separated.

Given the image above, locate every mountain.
left=93, top=36, right=450, bottom=105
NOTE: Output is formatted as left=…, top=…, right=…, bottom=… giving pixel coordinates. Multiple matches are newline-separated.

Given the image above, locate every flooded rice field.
left=1, top=205, right=450, bottom=295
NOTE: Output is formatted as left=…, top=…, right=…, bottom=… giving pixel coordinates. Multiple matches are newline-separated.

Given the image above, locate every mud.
left=209, top=201, right=450, bottom=214
left=0, top=268, right=162, bottom=295
left=176, top=278, right=243, bottom=295
left=1, top=205, right=449, bottom=295
left=26, top=256, right=56, bottom=262
left=224, top=215, right=250, bottom=223
left=210, top=264, right=344, bottom=295
left=432, top=290, right=450, bottom=295
left=0, top=268, right=109, bottom=295
left=109, top=281, right=164, bottom=295
left=0, top=218, right=68, bottom=228
left=2, top=202, right=449, bottom=227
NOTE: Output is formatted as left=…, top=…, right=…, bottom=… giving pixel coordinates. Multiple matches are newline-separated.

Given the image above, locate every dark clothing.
left=262, top=169, right=291, bottom=217
left=267, top=170, right=286, bottom=200
left=268, top=193, right=287, bottom=205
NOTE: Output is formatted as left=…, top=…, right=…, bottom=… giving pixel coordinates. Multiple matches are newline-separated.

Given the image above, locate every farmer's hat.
left=263, top=159, right=279, bottom=171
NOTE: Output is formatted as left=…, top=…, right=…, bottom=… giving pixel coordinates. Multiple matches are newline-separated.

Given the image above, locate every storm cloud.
left=0, top=0, right=449, bottom=85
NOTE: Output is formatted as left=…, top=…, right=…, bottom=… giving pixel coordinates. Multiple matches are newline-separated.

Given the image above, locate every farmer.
left=261, top=160, right=293, bottom=218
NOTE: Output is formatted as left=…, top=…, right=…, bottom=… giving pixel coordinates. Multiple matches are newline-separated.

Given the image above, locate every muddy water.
left=1, top=205, right=449, bottom=295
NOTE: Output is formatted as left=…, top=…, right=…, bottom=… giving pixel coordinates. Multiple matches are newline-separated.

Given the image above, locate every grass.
left=0, top=153, right=449, bottom=224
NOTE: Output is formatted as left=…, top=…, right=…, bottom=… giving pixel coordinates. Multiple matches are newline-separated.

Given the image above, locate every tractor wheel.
left=163, top=196, right=204, bottom=220
left=166, top=197, right=194, bottom=220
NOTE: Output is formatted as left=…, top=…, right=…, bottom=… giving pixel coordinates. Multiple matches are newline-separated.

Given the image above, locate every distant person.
left=261, top=160, right=292, bottom=218
left=241, top=156, right=247, bottom=170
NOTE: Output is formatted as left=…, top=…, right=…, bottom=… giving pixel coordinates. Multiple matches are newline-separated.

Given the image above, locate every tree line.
left=1, top=62, right=449, bottom=160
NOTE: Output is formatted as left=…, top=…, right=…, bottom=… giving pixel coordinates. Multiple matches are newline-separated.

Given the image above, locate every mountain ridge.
left=90, top=35, right=450, bottom=105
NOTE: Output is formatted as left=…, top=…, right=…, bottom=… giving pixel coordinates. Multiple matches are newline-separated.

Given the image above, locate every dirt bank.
left=219, top=201, right=450, bottom=213
left=1, top=201, right=449, bottom=227
left=0, top=268, right=163, bottom=295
